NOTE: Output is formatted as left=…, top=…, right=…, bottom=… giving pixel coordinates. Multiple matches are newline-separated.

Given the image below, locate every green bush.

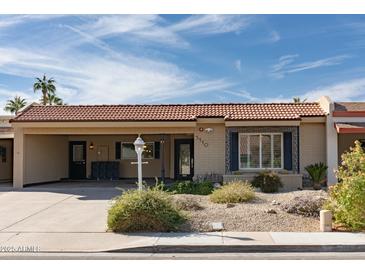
left=252, top=171, right=283, bottom=193
left=324, top=141, right=365, bottom=230
left=107, top=189, right=184, bottom=232
left=210, top=181, right=255, bottom=204
left=168, top=180, right=213, bottom=195
left=305, top=162, right=328, bottom=190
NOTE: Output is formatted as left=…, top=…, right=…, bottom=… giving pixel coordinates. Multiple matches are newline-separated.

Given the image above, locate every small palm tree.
left=305, top=162, right=328, bottom=190
left=293, top=97, right=307, bottom=103
left=33, top=74, right=56, bottom=105
left=4, top=96, right=27, bottom=115
left=46, top=92, right=64, bottom=105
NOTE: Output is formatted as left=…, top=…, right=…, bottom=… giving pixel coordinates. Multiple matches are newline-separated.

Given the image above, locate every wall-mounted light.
left=89, top=142, right=94, bottom=150
left=204, top=128, right=214, bottom=134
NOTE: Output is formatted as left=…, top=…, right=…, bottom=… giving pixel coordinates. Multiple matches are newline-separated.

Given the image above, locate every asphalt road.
left=2, top=252, right=365, bottom=260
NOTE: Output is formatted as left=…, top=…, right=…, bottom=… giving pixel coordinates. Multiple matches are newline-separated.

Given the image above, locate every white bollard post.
left=320, top=210, right=332, bottom=232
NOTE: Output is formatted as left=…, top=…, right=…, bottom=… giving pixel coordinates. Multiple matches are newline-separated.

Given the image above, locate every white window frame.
left=238, top=132, right=283, bottom=170
left=121, top=142, right=155, bottom=160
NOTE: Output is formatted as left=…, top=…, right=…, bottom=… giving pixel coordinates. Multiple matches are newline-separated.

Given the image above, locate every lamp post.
left=134, top=135, right=145, bottom=191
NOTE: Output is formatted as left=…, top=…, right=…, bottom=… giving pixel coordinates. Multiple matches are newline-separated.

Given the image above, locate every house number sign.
left=195, top=135, right=208, bottom=147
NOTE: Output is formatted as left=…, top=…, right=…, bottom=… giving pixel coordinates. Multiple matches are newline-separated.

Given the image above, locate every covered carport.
left=11, top=121, right=196, bottom=188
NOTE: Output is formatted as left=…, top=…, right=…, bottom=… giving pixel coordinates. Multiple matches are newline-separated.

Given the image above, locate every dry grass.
left=210, top=181, right=255, bottom=204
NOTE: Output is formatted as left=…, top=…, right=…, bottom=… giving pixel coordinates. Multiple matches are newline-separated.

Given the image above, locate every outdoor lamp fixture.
left=89, top=142, right=94, bottom=150
left=204, top=127, right=214, bottom=134
left=134, top=135, right=145, bottom=191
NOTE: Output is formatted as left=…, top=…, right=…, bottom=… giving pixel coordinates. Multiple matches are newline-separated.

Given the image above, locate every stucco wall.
left=68, top=134, right=172, bottom=178
left=0, top=139, right=13, bottom=181
left=338, top=133, right=365, bottom=163
left=299, top=123, right=326, bottom=173
left=194, top=124, right=225, bottom=176
left=24, top=135, right=68, bottom=185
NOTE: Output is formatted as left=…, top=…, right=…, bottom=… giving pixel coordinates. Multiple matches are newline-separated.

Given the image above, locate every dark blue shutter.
left=154, top=141, right=160, bottom=159
left=230, top=132, right=239, bottom=171
left=283, top=132, right=292, bottom=170
left=115, top=142, right=121, bottom=160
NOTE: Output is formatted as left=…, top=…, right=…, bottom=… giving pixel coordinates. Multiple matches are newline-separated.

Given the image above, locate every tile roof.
left=335, top=122, right=365, bottom=133
left=334, top=102, right=365, bottom=112
left=11, top=103, right=325, bottom=122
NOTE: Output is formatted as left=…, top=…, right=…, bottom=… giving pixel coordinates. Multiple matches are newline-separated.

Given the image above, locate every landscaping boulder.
left=280, top=195, right=326, bottom=217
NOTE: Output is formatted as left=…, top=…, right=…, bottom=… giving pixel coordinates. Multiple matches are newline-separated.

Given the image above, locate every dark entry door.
left=174, top=139, right=194, bottom=180
left=69, top=141, right=86, bottom=179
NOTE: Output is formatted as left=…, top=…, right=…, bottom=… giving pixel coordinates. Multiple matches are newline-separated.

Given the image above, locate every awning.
left=335, top=122, right=365, bottom=134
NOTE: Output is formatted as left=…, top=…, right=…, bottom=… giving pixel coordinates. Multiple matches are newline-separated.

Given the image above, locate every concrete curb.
left=107, top=244, right=365, bottom=253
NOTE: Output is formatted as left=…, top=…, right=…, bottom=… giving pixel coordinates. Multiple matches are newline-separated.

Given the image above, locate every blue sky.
left=1, top=14, right=365, bottom=113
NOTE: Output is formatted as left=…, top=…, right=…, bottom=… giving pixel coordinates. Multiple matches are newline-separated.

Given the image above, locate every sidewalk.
left=1, top=232, right=365, bottom=254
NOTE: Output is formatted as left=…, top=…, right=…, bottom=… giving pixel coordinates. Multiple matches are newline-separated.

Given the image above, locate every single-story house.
left=5, top=96, right=365, bottom=190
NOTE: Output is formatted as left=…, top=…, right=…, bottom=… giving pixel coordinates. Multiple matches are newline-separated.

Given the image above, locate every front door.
left=174, top=139, right=194, bottom=180
left=69, top=141, right=86, bottom=179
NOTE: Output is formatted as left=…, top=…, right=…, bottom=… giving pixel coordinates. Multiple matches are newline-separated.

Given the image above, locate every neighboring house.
left=319, top=96, right=365, bottom=184
left=0, top=116, right=14, bottom=183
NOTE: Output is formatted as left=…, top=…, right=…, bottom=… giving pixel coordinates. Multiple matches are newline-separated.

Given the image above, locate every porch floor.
left=24, top=178, right=175, bottom=189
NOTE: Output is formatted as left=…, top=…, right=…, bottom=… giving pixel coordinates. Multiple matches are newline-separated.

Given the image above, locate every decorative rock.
left=226, top=203, right=235, bottom=208
left=271, top=200, right=280, bottom=205
left=211, top=222, right=224, bottom=231
left=213, top=183, right=221, bottom=189
left=266, top=209, right=277, bottom=214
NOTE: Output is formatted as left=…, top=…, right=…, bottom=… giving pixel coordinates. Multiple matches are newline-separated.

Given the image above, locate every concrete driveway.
left=0, top=185, right=125, bottom=233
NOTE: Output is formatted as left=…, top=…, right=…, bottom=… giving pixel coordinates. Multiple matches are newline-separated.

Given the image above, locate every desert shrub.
left=107, top=189, right=184, bottom=232
left=210, top=181, right=255, bottom=204
left=305, top=162, right=328, bottom=190
left=324, top=141, right=365, bottom=230
left=281, top=195, right=326, bottom=217
left=172, top=195, right=203, bottom=211
left=252, top=171, right=283, bottom=193
left=168, top=180, right=213, bottom=195
left=195, top=173, right=223, bottom=183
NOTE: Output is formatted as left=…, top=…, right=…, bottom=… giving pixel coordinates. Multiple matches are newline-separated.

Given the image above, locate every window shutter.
left=115, top=142, right=121, bottom=160
left=155, top=141, right=160, bottom=159
left=230, top=132, right=239, bottom=171
left=283, top=132, right=292, bottom=170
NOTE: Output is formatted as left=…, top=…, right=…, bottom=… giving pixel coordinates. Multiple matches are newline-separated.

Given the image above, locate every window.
left=121, top=142, right=155, bottom=159
left=0, top=146, right=6, bottom=163
left=239, top=133, right=283, bottom=169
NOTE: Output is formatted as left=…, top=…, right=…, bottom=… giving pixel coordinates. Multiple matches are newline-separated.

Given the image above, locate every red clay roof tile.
left=12, top=103, right=325, bottom=122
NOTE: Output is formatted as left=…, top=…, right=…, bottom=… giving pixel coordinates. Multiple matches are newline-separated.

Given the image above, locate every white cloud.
left=223, top=89, right=257, bottom=102
left=78, top=15, right=188, bottom=48
left=170, top=15, right=253, bottom=35
left=74, top=15, right=253, bottom=49
left=0, top=15, right=257, bottom=109
left=268, top=30, right=281, bottom=43
left=234, top=59, right=242, bottom=72
left=271, top=54, right=351, bottom=78
left=298, top=78, right=365, bottom=102
left=0, top=46, right=235, bottom=106
left=0, top=15, right=65, bottom=29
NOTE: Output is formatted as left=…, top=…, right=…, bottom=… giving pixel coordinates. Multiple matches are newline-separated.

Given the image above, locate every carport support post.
left=13, top=127, right=24, bottom=188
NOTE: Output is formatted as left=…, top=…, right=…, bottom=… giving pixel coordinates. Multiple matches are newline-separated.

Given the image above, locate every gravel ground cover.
left=174, top=190, right=328, bottom=232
